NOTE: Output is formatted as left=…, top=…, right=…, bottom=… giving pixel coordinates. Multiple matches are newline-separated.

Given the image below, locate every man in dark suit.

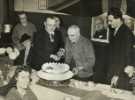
left=107, top=8, right=134, bottom=90
left=30, top=16, right=64, bottom=70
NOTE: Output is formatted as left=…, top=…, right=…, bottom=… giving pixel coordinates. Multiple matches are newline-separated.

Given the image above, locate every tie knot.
left=49, top=34, right=54, bottom=42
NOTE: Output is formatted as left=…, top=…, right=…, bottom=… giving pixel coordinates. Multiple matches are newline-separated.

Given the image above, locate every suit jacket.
left=107, top=24, right=134, bottom=90
left=65, top=35, right=95, bottom=78
left=30, top=29, right=64, bottom=70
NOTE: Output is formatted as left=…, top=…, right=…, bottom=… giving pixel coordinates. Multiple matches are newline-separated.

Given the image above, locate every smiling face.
left=16, top=71, right=30, bottom=89
left=44, top=18, right=56, bottom=34
left=19, top=13, right=28, bottom=26
left=108, top=15, right=119, bottom=29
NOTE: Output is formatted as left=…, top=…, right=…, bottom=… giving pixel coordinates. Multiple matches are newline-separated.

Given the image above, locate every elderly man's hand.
left=72, top=67, right=83, bottom=75
left=111, top=75, right=119, bottom=87
left=50, top=54, right=60, bottom=61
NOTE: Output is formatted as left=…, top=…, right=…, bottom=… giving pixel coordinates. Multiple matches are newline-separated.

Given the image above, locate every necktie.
left=49, top=34, right=54, bottom=42
left=114, top=28, right=118, bottom=36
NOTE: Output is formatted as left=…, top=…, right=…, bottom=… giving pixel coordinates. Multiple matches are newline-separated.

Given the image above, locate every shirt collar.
left=49, top=31, right=54, bottom=35
left=114, top=24, right=122, bottom=36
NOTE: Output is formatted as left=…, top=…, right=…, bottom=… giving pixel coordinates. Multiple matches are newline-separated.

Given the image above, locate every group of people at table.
left=0, top=7, right=135, bottom=100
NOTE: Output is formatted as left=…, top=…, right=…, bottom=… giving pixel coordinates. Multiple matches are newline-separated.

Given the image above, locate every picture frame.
left=91, top=13, right=109, bottom=43
left=38, top=0, right=48, bottom=10
left=91, top=13, right=135, bottom=43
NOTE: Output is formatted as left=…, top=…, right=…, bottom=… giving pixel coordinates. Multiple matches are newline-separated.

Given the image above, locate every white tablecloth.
left=30, top=82, right=135, bottom=100
left=30, top=84, right=80, bottom=100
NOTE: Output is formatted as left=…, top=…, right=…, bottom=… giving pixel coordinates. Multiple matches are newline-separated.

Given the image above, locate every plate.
left=37, top=70, right=74, bottom=81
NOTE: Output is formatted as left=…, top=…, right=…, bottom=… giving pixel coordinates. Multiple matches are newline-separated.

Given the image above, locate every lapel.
left=114, top=24, right=125, bottom=38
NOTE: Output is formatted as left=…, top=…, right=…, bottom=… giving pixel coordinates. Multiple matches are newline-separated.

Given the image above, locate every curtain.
left=102, top=0, right=108, bottom=13
left=0, top=0, right=8, bottom=24
left=108, top=0, right=122, bottom=9
left=127, top=0, right=135, bottom=17
left=80, top=0, right=102, bottom=17
left=120, top=0, right=127, bottom=14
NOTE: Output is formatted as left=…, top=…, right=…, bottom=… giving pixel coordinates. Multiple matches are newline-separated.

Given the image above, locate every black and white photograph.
left=0, top=0, right=135, bottom=100
left=91, top=13, right=109, bottom=43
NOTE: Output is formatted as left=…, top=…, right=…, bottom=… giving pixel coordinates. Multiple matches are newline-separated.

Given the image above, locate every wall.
left=0, top=0, right=8, bottom=24
left=14, top=0, right=38, bottom=11
left=10, top=11, right=91, bottom=39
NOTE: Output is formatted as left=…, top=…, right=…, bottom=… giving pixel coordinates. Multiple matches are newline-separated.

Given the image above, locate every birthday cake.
left=37, top=62, right=74, bottom=81
left=42, top=62, right=70, bottom=74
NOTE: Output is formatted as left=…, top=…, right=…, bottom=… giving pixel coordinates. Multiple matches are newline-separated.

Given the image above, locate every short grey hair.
left=68, top=25, right=80, bottom=32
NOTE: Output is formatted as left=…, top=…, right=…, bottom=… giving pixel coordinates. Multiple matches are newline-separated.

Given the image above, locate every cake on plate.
left=37, top=62, right=74, bottom=81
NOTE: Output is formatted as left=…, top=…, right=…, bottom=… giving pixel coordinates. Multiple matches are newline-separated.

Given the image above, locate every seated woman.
left=5, top=66, right=37, bottom=100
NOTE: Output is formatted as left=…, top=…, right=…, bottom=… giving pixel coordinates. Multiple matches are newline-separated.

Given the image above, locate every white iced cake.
left=38, top=63, right=74, bottom=81
left=41, top=63, right=70, bottom=74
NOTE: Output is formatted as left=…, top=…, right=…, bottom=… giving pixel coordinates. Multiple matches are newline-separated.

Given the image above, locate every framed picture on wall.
left=38, top=0, right=48, bottom=9
left=91, top=13, right=109, bottom=43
